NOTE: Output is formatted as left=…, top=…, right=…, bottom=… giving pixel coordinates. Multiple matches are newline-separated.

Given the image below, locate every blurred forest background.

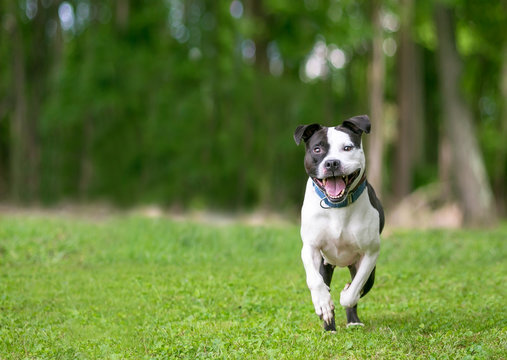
left=0, top=0, right=506, bottom=226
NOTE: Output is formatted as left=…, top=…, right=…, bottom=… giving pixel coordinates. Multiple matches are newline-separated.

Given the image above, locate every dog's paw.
left=311, top=287, right=335, bottom=325
left=340, top=284, right=360, bottom=308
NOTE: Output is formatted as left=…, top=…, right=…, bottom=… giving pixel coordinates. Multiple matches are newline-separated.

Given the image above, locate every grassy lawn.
left=0, top=214, right=505, bottom=359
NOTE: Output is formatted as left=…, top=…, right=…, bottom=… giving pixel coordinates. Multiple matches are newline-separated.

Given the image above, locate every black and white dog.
left=294, top=115, right=384, bottom=331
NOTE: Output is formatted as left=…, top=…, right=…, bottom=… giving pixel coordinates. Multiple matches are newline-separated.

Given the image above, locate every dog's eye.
left=343, top=145, right=353, bottom=152
left=313, top=146, right=321, bottom=154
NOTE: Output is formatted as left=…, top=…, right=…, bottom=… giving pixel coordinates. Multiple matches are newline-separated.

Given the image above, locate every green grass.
left=0, top=214, right=505, bottom=359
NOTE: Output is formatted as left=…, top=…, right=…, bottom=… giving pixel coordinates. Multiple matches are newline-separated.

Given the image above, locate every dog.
left=293, top=115, right=384, bottom=330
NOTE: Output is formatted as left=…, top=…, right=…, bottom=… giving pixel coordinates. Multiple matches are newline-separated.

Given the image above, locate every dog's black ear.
left=342, top=115, right=371, bottom=134
left=294, top=123, right=322, bottom=145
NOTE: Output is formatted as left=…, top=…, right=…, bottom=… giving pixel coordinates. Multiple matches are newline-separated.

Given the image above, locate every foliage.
left=0, top=1, right=506, bottom=212
left=0, top=214, right=506, bottom=358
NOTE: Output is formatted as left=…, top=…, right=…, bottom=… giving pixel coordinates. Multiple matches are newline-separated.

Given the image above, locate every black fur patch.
left=303, top=128, right=330, bottom=178
left=366, top=181, right=385, bottom=234
left=335, top=125, right=362, bottom=148
left=293, top=123, right=322, bottom=145
left=345, top=305, right=361, bottom=324
left=319, top=257, right=336, bottom=331
left=319, top=257, right=335, bottom=287
left=335, top=115, right=371, bottom=148
left=360, top=267, right=375, bottom=298
left=342, top=115, right=371, bottom=134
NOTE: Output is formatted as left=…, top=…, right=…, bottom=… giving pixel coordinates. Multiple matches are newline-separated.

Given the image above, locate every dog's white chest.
left=300, top=179, right=380, bottom=267
left=319, top=223, right=362, bottom=267
left=305, top=213, right=364, bottom=267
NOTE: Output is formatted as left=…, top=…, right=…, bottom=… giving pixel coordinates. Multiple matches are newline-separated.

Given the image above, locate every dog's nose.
left=325, top=159, right=341, bottom=171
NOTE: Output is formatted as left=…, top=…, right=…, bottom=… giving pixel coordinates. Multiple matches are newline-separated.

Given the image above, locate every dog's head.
left=294, top=115, right=370, bottom=203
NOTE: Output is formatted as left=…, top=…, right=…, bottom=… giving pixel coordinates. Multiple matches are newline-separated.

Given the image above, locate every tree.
left=367, top=0, right=385, bottom=198
left=497, top=45, right=507, bottom=214
left=434, top=3, right=496, bottom=225
left=0, top=0, right=503, bottom=221
left=393, top=0, right=425, bottom=200
left=7, top=1, right=32, bottom=202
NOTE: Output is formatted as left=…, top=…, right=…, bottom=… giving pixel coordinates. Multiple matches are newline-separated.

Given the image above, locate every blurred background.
left=0, top=0, right=505, bottom=227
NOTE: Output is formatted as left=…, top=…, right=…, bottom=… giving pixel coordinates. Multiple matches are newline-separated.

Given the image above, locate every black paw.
left=345, top=305, right=361, bottom=324
left=323, top=316, right=336, bottom=332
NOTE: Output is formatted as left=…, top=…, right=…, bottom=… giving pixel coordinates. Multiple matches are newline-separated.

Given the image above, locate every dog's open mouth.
left=313, top=169, right=361, bottom=203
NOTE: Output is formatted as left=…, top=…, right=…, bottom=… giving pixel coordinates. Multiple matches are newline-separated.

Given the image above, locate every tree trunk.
left=394, top=0, right=424, bottom=199
left=494, top=44, right=507, bottom=215
left=9, top=9, right=29, bottom=202
left=434, top=4, right=496, bottom=226
left=116, top=0, right=130, bottom=31
left=249, top=0, right=270, bottom=73
left=367, top=0, right=385, bottom=198
left=79, top=117, right=94, bottom=199
left=0, top=2, right=8, bottom=198
left=438, top=134, right=452, bottom=198
left=6, top=1, right=55, bottom=202
left=411, top=45, right=425, bottom=165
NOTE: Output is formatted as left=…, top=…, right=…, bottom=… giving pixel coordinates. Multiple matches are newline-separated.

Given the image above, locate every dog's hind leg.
left=345, top=305, right=361, bottom=326
left=360, top=266, right=375, bottom=298
left=344, top=264, right=375, bottom=327
left=319, top=257, right=336, bottom=331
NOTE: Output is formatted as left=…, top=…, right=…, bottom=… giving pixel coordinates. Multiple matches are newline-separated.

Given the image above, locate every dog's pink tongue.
left=325, top=177, right=345, bottom=197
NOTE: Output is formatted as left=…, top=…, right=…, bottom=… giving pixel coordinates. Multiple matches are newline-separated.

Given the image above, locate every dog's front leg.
left=340, top=250, right=379, bottom=308
left=301, top=244, right=334, bottom=326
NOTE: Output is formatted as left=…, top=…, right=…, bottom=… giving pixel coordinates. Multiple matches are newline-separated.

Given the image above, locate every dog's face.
left=294, top=115, right=370, bottom=203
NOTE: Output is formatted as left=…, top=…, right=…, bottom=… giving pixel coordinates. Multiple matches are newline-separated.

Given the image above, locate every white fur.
left=316, top=129, right=366, bottom=189
left=300, top=128, right=380, bottom=323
